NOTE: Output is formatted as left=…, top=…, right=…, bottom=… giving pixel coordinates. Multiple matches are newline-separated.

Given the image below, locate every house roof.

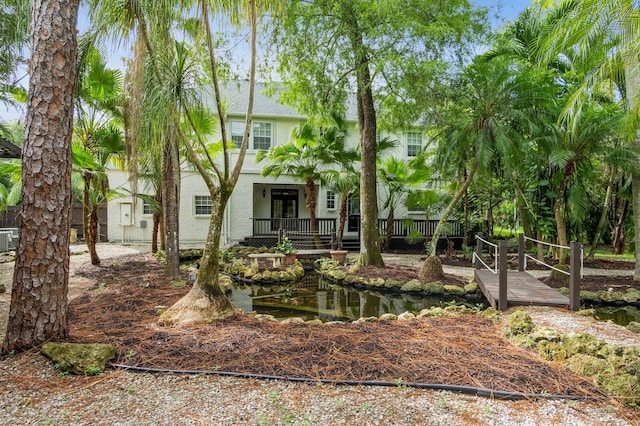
left=222, top=81, right=358, bottom=122
left=0, top=137, right=21, bottom=159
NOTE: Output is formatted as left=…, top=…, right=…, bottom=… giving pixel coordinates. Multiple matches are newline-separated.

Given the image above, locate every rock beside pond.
left=418, top=256, right=444, bottom=283
left=531, top=326, right=561, bottom=342
left=504, top=310, right=534, bottom=337
left=400, top=279, right=423, bottom=292
left=40, top=342, right=116, bottom=376
left=627, top=322, right=640, bottom=334
left=397, top=312, right=415, bottom=321
left=443, top=284, right=465, bottom=296
left=423, top=282, right=444, bottom=294
left=623, top=289, right=640, bottom=304
left=463, top=282, right=478, bottom=294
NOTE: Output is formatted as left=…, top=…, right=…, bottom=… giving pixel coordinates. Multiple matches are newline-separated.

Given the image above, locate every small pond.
left=593, top=306, right=640, bottom=326
left=229, top=273, right=485, bottom=322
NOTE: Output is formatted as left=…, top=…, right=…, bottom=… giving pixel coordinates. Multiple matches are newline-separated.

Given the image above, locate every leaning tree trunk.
left=428, top=160, right=478, bottom=257
left=87, top=205, right=100, bottom=266
left=337, top=193, right=348, bottom=249
left=587, top=170, right=615, bottom=260
left=2, top=0, right=79, bottom=354
left=160, top=191, right=234, bottom=326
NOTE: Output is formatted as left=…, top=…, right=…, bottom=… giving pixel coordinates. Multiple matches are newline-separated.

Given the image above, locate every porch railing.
left=252, top=218, right=464, bottom=238
left=253, top=218, right=337, bottom=236
left=377, top=219, right=464, bottom=238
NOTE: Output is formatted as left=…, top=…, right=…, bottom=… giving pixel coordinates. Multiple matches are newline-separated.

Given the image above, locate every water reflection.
left=594, top=306, right=640, bottom=326
left=230, top=273, right=481, bottom=322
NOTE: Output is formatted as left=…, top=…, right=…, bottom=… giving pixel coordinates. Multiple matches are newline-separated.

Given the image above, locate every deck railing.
left=253, top=218, right=465, bottom=238
left=377, top=219, right=463, bottom=237
left=253, top=218, right=337, bottom=236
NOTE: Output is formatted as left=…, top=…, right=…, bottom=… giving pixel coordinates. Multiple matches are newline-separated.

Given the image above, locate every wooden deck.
left=474, top=269, right=570, bottom=309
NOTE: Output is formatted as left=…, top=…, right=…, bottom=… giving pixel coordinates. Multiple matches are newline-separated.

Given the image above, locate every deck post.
left=475, top=232, right=483, bottom=270
left=278, top=228, right=284, bottom=245
left=569, top=241, right=582, bottom=311
left=518, top=233, right=525, bottom=272
left=499, top=240, right=508, bottom=311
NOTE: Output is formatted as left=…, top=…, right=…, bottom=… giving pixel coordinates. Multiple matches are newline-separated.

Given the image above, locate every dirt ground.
left=1, top=246, right=639, bottom=418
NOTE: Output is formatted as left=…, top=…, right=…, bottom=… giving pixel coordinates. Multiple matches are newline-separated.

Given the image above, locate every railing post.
left=569, top=241, right=582, bottom=311
left=475, top=232, right=483, bottom=270
left=518, top=233, right=525, bottom=272
left=499, top=240, right=508, bottom=311
left=278, top=228, right=284, bottom=245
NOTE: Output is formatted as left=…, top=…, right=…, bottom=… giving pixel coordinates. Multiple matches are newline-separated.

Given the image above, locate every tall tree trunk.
left=163, top=130, right=180, bottom=279
left=612, top=198, right=628, bottom=255
left=3, top=0, right=79, bottom=354
left=463, top=169, right=469, bottom=247
left=341, top=1, right=383, bottom=266
left=587, top=169, right=615, bottom=260
left=625, top=52, right=640, bottom=279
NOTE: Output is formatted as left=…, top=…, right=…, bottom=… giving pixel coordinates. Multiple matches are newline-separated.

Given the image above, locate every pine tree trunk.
left=2, top=0, right=79, bottom=354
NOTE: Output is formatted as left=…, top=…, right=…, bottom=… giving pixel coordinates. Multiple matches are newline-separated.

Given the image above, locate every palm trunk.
left=163, top=130, right=180, bottom=279
left=88, top=206, right=100, bottom=265
left=337, top=193, right=348, bottom=249
left=305, top=178, right=322, bottom=248
left=612, top=197, right=628, bottom=255
left=384, top=208, right=394, bottom=252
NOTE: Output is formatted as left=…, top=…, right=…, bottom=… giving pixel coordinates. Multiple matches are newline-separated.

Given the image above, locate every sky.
left=1, top=0, right=534, bottom=124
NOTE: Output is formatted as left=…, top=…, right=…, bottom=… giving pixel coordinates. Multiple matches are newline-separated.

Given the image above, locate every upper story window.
left=253, top=122, right=272, bottom=150
left=142, top=201, right=153, bottom=215
left=405, top=131, right=422, bottom=157
left=230, top=121, right=244, bottom=148
left=326, top=190, right=336, bottom=210
left=195, top=195, right=212, bottom=216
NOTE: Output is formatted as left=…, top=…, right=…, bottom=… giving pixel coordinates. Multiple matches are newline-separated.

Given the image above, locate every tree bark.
left=587, top=169, right=615, bottom=260
left=428, top=160, right=478, bottom=256
left=341, top=1, right=383, bottom=266
left=2, top=0, right=79, bottom=354
left=625, top=51, right=640, bottom=279
left=553, top=175, right=570, bottom=265
left=304, top=177, right=323, bottom=248
left=162, top=129, right=181, bottom=279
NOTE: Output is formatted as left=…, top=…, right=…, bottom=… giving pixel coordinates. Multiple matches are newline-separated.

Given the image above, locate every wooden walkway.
left=474, top=270, right=570, bottom=309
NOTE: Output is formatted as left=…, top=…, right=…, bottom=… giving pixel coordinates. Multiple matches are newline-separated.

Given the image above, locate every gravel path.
left=0, top=245, right=638, bottom=424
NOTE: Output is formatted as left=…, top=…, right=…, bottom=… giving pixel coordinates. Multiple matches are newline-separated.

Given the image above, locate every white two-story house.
left=106, top=81, right=435, bottom=248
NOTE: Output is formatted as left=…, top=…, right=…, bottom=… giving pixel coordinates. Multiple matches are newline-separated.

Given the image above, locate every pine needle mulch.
left=68, top=253, right=601, bottom=398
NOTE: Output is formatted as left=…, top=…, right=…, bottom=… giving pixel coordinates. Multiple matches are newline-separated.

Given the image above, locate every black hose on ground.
left=108, top=363, right=602, bottom=401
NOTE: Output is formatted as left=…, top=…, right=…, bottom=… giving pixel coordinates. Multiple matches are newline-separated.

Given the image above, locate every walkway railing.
left=519, top=234, right=582, bottom=311
left=473, top=232, right=498, bottom=274
left=474, top=232, right=582, bottom=311
left=474, top=232, right=509, bottom=310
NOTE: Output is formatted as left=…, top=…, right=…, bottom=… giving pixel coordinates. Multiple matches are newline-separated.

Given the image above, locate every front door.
left=347, top=194, right=360, bottom=232
left=271, top=189, right=298, bottom=230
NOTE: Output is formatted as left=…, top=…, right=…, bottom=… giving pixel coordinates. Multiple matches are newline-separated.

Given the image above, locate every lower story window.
left=326, top=191, right=335, bottom=210
left=195, top=195, right=212, bottom=215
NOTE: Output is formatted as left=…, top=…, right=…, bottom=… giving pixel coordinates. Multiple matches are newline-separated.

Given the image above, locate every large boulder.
left=41, top=342, right=116, bottom=376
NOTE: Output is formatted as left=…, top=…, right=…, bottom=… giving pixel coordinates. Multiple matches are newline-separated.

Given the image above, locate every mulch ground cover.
left=67, top=253, right=604, bottom=398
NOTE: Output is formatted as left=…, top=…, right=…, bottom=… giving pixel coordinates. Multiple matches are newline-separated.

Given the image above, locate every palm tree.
left=536, top=0, right=640, bottom=277
left=74, top=43, right=125, bottom=265
left=257, top=113, right=356, bottom=249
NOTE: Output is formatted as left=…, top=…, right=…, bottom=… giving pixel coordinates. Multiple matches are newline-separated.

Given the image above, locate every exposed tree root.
left=158, top=285, right=234, bottom=326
